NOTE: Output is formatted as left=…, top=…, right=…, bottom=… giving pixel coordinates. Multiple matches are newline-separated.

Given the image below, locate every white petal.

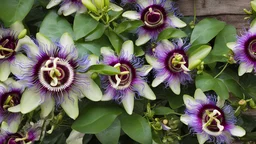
left=145, top=54, right=162, bottom=69
left=197, top=134, right=208, bottom=144
left=8, top=104, right=21, bottom=113
left=46, top=0, right=62, bottom=9
left=226, top=42, right=236, bottom=51
left=169, top=78, right=181, bottom=95
left=229, top=126, right=246, bottom=137
left=169, top=15, right=187, bottom=28
left=109, top=3, right=123, bottom=12
left=40, top=97, right=55, bottom=118
left=61, top=93, right=79, bottom=120
left=137, top=65, right=152, bottom=76
left=16, top=36, right=39, bottom=56
left=137, top=0, right=150, bottom=7
left=0, top=61, right=10, bottom=81
left=122, top=11, right=140, bottom=20
left=183, top=94, right=197, bottom=110
left=121, top=40, right=134, bottom=61
left=10, top=53, right=31, bottom=78
left=88, top=54, right=99, bottom=66
left=180, top=114, right=191, bottom=125
left=216, top=96, right=225, bottom=108
left=81, top=78, right=102, bottom=101
left=161, top=39, right=175, bottom=51
left=66, top=130, right=85, bottom=144
left=36, top=33, right=53, bottom=50
left=62, top=4, right=78, bottom=16
left=152, top=73, right=169, bottom=87
left=238, top=62, right=253, bottom=76
left=1, top=119, right=21, bottom=133
left=122, top=91, right=135, bottom=115
left=135, top=33, right=151, bottom=46
left=60, top=32, right=74, bottom=48
left=21, top=88, right=41, bottom=114
left=101, top=90, right=114, bottom=101
left=101, top=47, right=116, bottom=57
left=134, top=82, right=156, bottom=100
left=194, top=89, right=207, bottom=102
left=10, top=21, right=24, bottom=33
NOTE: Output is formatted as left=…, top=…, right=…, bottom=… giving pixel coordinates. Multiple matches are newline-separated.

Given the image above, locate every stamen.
left=0, top=45, right=14, bottom=52
left=40, top=57, right=62, bottom=87
left=15, top=134, right=28, bottom=142
left=1, top=39, right=9, bottom=47
left=111, top=63, right=130, bottom=89
left=202, top=109, right=224, bottom=135
left=3, top=95, right=14, bottom=109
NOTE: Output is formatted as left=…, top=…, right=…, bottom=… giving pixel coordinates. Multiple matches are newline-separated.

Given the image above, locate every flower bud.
left=82, top=0, right=98, bottom=13
left=18, top=29, right=27, bottom=39
left=94, top=0, right=104, bottom=10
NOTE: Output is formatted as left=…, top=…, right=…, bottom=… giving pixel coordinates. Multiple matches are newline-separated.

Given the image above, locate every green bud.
left=82, top=0, right=98, bottom=13
left=18, top=29, right=27, bottom=39
left=167, top=137, right=174, bottom=143
left=94, top=0, right=104, bottom=10
left=249, top=99, right=256, bottom=108
left=91, top=72, right=98, bottom=79
left=104, top=0, right=109, bottom=7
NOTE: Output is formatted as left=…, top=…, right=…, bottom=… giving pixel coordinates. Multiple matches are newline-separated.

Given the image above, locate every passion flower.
left=146, top=39, right=191, bottom=95
left=122, top=0, right=186, bottom=46
left=14, top=33, right=102, bottom=119
left=46, top=0, right=86, bottom=16
left=100, top=40, right=156, bottom=115
left=180, top=89, right=246, bottom=144
left=0, top=79, right=25, bottom=133
left=227, top=26, right=256, bottom=76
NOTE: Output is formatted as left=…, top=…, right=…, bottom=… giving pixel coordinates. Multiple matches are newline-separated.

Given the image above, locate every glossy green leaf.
left=153, top=107, right=175, bottom=115
left=204, top=25, right=237, bottom=64
left=72, top=104, right=123, bottom=134
left=95, top=118, right=121, bottom=144
left=115, top=20, right=144, bottom=34
left=39, top=11, right=73, bottom=41
left=85, top=23, right=105, bottom=41
left=74, top=13, right=99, bottom=40
left=87, top=64, right=120, bottom=75
left=190, top=18, right=226, bottom=45
left=222, top=79, right=243, bottom=98
left=105, top=28, right=123, bottom=54
left=119, top=113, right=152, bottom=144
left=157, top=28, right=187, bottom=41
left=196, top=72, right=229, bottom=99
left=75, top=35, right=111, bottom=56
left=108, top=10, right=123, bottom=23
left=0, top=0, right=34, bottom=26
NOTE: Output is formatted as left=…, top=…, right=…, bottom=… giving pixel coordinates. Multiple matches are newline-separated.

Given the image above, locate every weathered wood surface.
left=177, top=0, right=251, bottom=32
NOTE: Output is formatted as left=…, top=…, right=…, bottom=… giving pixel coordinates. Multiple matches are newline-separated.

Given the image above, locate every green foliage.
left=0, top=0, right=34, bottom=26
left=115, top=20, right=144, bottom=34
left=39, top=11, right=73, bottom=41
left=105, top=28, right=123, bottom=54
left=157, top=28, right=187, bottom=41
left=87, top=64, right=120, bottom=75
left=119, top=113, right=152, bottom=144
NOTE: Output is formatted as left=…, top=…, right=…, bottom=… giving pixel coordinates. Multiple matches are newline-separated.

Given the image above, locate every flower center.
left=39, top=57, right=74, bottom=92
left=248, top=39, right=256, bottom=60
left=0, top=36, right=16, bottom=59
left=1, top=92, right=20, bottom=112
left=109, top=63, right=134, bottom=90
left=141, top=5, right=166, bottom=30
left=6, top=133, right=24, bottom=144
left=167, top=53, right=189, bottom=73
left=202, top=109, right=225, bottom=136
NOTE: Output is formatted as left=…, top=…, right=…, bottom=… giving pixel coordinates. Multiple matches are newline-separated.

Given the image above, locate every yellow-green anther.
left=94, top=0, right=104, bottom=10
left=202, top=110, right=224, bottom=134
left=82, top=0, right=98, bottom=13
left=15, top=134, right=28, bottom=142
left=18, top=29, right=27, bottom=39
left=3, top=95, right=14, bottom=109
left=0, top=46, right=14, bottom=52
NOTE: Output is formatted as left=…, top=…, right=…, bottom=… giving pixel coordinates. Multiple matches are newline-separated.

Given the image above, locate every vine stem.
left=214, top=63, right=228, bottom=79
left=39, top=120, right=47, bottom=144
left=193, top=0, right=197, bottom=25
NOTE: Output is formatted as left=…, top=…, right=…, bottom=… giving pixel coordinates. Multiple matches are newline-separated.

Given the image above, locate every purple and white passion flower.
left=0, top=79, right=25, bottom=133
left=122, top=0, right=186, bottom=46
left=227, top=25, right=256, bottom=76
left=0, top=21, right=29, bottom=81
left=0, top=120, right=41, bottom=144
left=46, top=0, right=86, bottom=16
left=14, top=33, right=102, bottom=120
left=100, top=40, right=156, bottom=115
left=180, top=89, right=246, bottom=144
left=146, top=39, right=191, bottom=95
